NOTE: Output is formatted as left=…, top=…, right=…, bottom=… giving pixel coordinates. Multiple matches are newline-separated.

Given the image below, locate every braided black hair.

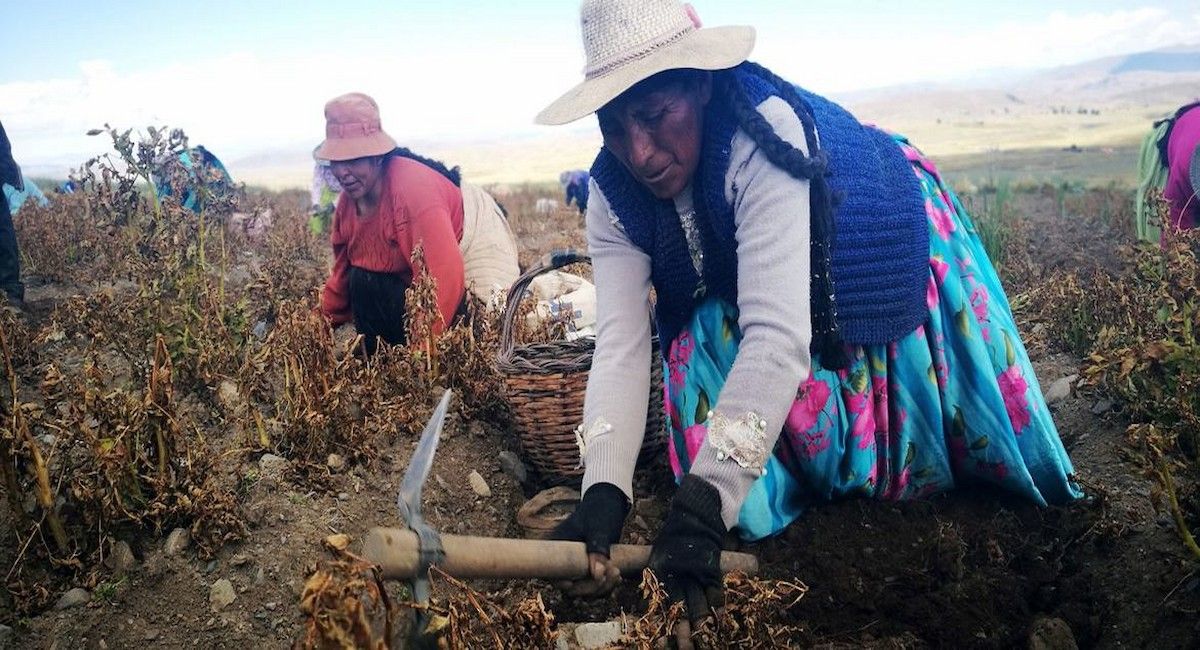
left=715, top=62, right=848, bottom=370
left=383, top=147, right=462, bottom=186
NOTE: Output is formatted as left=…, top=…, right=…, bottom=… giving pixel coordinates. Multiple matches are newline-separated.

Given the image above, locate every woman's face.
left=329, top=156, right=383, bottom=201
left=598, top=73, right=712, bottom=200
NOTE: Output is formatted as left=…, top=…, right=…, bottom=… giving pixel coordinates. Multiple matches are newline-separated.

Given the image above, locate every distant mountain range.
left=228, top=45, right=1200, bottom=188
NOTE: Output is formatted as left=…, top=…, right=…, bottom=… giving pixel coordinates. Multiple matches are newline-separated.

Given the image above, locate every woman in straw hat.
left=316, top=92, right=519, bottom=352
left=541, top=0, right=1081, bottom=636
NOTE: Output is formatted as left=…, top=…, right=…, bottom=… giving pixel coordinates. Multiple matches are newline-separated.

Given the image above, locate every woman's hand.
left=550, top=482, right=629, bottom=597
left=649, top=474, right=727, bottom=650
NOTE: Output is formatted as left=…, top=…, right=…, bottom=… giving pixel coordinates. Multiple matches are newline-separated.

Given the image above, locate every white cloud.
left=1, top=43, right=585, bottom=173
left=2, top=5, right=1197, bottom=176
left=758, top=6, right=1200, bottom=92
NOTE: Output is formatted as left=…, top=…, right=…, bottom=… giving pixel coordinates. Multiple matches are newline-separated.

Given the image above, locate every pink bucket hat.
left=536, top=0, right=755, bottom=125
left=315, top=92, right=398, bottom=162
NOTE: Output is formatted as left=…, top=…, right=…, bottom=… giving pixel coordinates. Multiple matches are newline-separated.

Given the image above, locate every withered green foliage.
left=623, top=570, right=808, bottom=649
left=1014, top=192, right=1200, bottom=560
left=298, top=551, right=394, bottom=650
left=419, top=566, right=558, bottom=649
left=3, top=125, right=513, bottom=618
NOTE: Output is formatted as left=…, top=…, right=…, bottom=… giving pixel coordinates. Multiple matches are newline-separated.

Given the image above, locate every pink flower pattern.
left=846, top=392, right=875, bottom=451
left=997, top=366, right=1032, bottom=434
left=667, top=331, right=695, bottom=390
left=785, top=378, right=833, bottom=460
left=928, top=198, right=956, bottom=241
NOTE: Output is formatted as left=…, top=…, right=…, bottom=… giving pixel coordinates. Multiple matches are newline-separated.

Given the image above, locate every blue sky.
left=3, top=1, right=1198, bottom=174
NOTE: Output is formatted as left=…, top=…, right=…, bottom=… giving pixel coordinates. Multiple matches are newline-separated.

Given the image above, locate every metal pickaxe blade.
left=396, top=389, right=452, bottom=611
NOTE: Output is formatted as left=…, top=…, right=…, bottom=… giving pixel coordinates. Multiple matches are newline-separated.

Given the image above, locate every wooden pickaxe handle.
left=362, top=527, right=759, bottom=580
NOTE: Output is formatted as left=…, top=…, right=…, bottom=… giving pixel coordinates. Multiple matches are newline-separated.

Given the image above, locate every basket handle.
left=499, top=248, right=592, bottom=361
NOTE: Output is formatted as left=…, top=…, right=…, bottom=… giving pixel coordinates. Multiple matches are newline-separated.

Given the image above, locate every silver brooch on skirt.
left=706, top=410, right=769, bottom=476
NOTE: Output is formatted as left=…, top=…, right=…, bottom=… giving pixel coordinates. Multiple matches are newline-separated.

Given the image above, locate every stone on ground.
left=574, top=621, right=624, bottom=649
left=468, top=470, right=492, bottom=498
left=54, top=588, right=90, bottom=610
left=209, top=579, right=237, bottom=612
left=1029, top=616, right=1078, bottom=650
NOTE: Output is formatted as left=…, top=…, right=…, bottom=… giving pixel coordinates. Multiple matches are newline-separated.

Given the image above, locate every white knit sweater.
left=579, top=96, right=814, bottom=529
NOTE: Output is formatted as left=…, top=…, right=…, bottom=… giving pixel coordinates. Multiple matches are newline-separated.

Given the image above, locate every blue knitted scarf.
left=590, top=63, right=929, bottom=352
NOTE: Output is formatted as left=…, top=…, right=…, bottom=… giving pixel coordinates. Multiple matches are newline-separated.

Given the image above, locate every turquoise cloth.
left=664, top=135, right=1082, bottom=541
left=154, top=146, right=233, bottom=213
left=3, top=174, right=49, bottom=213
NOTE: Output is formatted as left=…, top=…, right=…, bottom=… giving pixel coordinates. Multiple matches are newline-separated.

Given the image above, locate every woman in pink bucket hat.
left=541, top=0, right=1080, bottom=639
left=316, top=92, right=519, bottom=352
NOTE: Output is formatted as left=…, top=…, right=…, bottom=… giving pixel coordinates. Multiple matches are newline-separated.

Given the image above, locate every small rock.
left=254, top=567, right=266, bottom=586
left=252, top=321, right=269, bottom=340
left=265, top=602, right=278, bottom=611
left=38, top=434, right=57, bottom=447
left=555, top=629, right=569, bottom=650
left=323, top=534, right=352, bottom=552
left=258, top=454, right=289, bottom=481
left=1032, top=323, right=1047, bottom=337
left=1029, top=616, right=1078, bottom=650
left=105, top=540, right=136, bottom=577
left=1090, top=399, right=1114, bottom=415
left=230, top=554, right=250, bottom=567
left=217, top=380, right=242, bottom=411
left=204, top=560, right=218, bottom=574
left=468, top=471, right=492, bottom=498
left=326, top=453, right=346, bottom=473
left=55, top=588, right=90, bottom=610
left=143, top=629, right=159, bottom=641
left=209, top=579, right=237, bottom=612
left=337, top=492, right=350, bottom=501
left=1045, top=375, right=1078, bottom=405
left=498, top=451, right=528, bottom=484
left=575, top=621, right=624, bottom=649
left=434, top=474, right=450, bottom=491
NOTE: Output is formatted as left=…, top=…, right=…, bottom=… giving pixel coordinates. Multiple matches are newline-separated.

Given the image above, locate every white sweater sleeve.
left=578, top=178, right=654, bottom=502
left=687, top=96, right=815, bottom=529
left=576, top=97, right=816, bottom=526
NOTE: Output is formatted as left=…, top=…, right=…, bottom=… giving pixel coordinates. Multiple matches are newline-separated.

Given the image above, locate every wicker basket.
left=498, top=250, right=665, bottom=486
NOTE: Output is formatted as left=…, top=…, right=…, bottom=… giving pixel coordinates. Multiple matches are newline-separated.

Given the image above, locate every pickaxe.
left=363, top=390, right=759, bottom=614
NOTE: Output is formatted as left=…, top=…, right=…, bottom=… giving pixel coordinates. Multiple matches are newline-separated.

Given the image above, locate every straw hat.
left=536, top=0, right=755, bottom=125
left=315, top=92, right=398, bottom=162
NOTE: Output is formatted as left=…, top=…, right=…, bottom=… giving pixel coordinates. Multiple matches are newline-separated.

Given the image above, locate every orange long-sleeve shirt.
left=321, top=157, right=465, bottom=332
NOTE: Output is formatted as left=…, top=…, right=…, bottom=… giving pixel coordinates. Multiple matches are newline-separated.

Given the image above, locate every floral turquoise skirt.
left=664, top=136, right=1082, bottom=541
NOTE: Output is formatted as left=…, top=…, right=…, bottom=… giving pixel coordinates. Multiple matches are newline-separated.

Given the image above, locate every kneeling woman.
left=538, top=0, right=1082, bottom=633
left=317, top=93, right=519, bottom=350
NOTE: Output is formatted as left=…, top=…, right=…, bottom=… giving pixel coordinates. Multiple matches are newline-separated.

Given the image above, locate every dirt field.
left=2, top=182, right=1197, bottom=650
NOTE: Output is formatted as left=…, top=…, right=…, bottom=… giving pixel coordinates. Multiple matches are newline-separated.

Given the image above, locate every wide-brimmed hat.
left=536, top=0, right=755, bottom=126
left=315, top=92, right=398, bottom=162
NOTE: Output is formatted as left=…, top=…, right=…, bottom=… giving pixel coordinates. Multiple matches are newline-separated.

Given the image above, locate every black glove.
left=551, top=482, right=630, bottom=557
left=649, top=474, right=726, bottom=622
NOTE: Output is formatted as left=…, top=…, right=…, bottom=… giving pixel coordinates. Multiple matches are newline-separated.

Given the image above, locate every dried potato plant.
left=298, top=552, right=394, bottom=650
left=2, top=126, right=250, bottom=613
left=624, top=570, right=808, bottom=649
left=1015, top=195, right=1200, bottom=559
